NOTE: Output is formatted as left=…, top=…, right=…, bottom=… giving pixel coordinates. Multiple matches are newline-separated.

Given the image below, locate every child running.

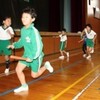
left=0, top=16, right=14, bottom=74
left=8, top=7, right=53, bottom=93
left=59, top=28, right=69, bottom=59
left=81, top=24, right=97, bottom=59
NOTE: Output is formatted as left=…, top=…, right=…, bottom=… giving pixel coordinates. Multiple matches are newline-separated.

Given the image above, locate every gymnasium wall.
left=71, top=0, right=100, bottom=43
left=0, top=0, right=62, bottom=31
left=86, top=0, right=100, bottom=43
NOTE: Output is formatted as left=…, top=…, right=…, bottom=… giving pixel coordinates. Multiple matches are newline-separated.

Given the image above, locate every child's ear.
left=32, top=18, right=35, bottom=22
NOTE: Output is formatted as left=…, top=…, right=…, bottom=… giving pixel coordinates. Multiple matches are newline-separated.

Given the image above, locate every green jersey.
left=14, top=24, right=44, bottom=60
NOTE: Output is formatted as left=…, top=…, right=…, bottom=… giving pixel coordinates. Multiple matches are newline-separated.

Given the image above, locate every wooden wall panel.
left=54, top=37, right=60, bottom=53
left=67, top=36, right=82, bottom=50
left=86, top=0, right=100, bottom=43
left=0, top=32, right=83, bottom=63
left=42, top=37, right=55, bottom=55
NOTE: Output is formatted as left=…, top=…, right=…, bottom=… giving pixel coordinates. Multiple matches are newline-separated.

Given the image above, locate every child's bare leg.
left=87, top=46, right=92, bottom=55
left=31, top=66, right=46, bottom=78
left=31, top=61, right=53, bottom=78
left=15, top=62, right=27, bottom=85
left=90, top=47, right=94, bottom=53
left=86, top=46, right=92, bottom=59
left=59, top=50, right=64, bottom=59
left=60, top=50, right=63, bottom=56
left=14, top=62, right=28, bottom=93
left=63, top=50, right=66, bottom=54
left=63, top=50, right=69, bottom=57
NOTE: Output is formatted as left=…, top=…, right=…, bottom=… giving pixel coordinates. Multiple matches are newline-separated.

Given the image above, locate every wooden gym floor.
left=0, top=47, right=100, bottom=100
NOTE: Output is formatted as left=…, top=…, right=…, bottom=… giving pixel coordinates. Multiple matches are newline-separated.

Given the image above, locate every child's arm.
left=81, top=28, right=86, bottom=37
left=7, top=37, right=23, bottom=49
left=65, top=40, right=67, bottom=48
left=7, top=27, right=15, bottom=38
left=78, top=38, right=84, bottom=43
left=7, top=30, right=14, bottom=37
left=93, top=34, right=97, bottom=43
left=55, top=31, right=62, bottom=38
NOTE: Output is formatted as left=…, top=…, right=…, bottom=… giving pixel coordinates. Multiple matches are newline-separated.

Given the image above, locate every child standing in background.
left=8, top=7, right=53, bottom=93
left=59, top=28, right=69, bottom=59
left=0, top=16, right=14, bottom=74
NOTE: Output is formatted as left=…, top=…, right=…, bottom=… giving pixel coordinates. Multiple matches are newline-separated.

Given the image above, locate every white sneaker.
left=86, top=55, right=91, bottom=59
left=66, top=52, right=69, bottom=57
left=45, top=61, right=53, bottom=73
left=4, top=68, right=9, bottom=74
left=59, top=56, right=64, bottom=59
left=14, top=85, right=29, bottom=93
left=83, top=54, right=87, bottom=58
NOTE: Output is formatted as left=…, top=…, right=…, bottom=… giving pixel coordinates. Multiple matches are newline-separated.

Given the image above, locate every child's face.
left=21, top=13, right=35, bottom=28
left=86, top=26, right=91, bottom=32
left=3, top=18, right=11, bottom=27
left=62, top=31, right=65, bottom=34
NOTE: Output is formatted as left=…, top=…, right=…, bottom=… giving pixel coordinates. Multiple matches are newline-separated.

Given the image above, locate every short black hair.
left=62, top=28, right=66, bottom=32
left=22, top=7, right=37, bottom=19
left=85, top=24, right=92, bottom=29
left=3, top=16, right=11, bottom=21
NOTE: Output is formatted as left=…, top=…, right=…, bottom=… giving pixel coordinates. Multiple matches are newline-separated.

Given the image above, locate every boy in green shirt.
left=8, top=7, right=53, bottom=93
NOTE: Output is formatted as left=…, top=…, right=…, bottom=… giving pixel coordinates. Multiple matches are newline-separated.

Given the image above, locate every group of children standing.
left=0, top=7, right=97, bottom=93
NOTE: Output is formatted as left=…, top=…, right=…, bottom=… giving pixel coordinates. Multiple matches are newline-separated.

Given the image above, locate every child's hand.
left=26, top=58, right=32, bottom=62
left=78, top=40, right=81, bottom=43
left=92, top=39, right=95, bottom=43
left=84, top=28, right=87, bottom=33
left=7, top=45, right=14, bottom=49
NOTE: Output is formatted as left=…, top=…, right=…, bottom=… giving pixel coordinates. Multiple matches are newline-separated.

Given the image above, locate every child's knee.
left=15, top=66, right=22, bottom=74
left=15, top=67, right=20, bottom=73
left=31, top=73, right=38, bottom=78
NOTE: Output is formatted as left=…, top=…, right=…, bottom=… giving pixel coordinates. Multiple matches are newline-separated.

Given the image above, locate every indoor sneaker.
left=45, top=61, right=53, bottom=73
left=59, top=56, right=64, bottom=59
left=83, top=54, right=87, bottom=58
left=4, top=68, right=9, bottom=74
left=14, top=85, right=29, bottom=93
left=86, top=55, right=91, bottom=60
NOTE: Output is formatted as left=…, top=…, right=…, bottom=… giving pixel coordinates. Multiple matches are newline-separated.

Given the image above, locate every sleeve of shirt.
left=8, top=27, right=15, bottom=35
left=92, top=30, right=96, bottom=35
left=59, top=34, right=62, bottom=37
left=64, top=35, right=67, bottom=40
left=13, top=38, right=23, bottom=49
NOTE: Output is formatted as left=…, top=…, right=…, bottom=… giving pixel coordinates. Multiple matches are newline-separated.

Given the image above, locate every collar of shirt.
left=2, top=25, right=10, bottom=30
left=23, top=23, right=34, bottom=30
